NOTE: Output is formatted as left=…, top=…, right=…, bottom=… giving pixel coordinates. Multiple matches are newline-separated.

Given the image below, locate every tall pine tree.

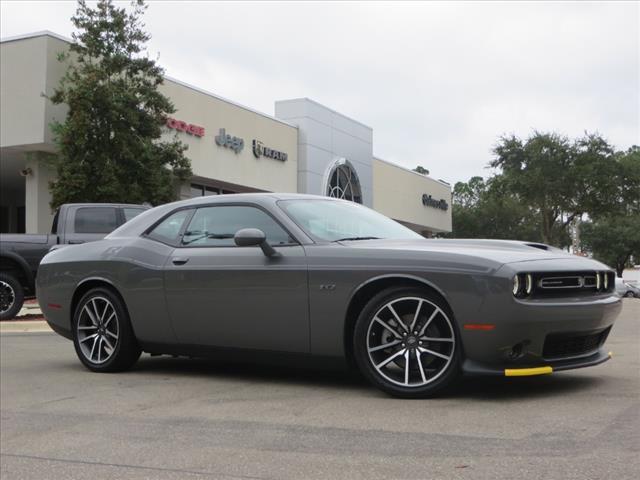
left=49, top=0, right=192, bottom=208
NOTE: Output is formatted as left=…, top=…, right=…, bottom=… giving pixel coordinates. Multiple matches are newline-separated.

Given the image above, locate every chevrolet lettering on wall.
left=253, top=139, right=288, bottom=161
left=422, top=194, right=449, bottom=211
left=215, top=128, right=244, bottom=153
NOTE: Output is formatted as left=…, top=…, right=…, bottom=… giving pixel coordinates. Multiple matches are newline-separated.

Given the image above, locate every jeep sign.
left=215, top=128, right=244, bottom=154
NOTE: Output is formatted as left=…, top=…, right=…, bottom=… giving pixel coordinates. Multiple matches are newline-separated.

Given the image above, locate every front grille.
left=542, top=327, right=611, bottom=360
left=539, top=276, right=590, bottom=289
left=530, top=271, right=614, bottom=298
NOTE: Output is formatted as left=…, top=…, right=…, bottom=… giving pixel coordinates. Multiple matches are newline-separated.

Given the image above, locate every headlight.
left=603, top=272, right=609, bottom=290
left=512, top=275, right=520, bottom=296
left=525, top=274, right=533, bottom=295
left=596, top=272, right=602, bottom=290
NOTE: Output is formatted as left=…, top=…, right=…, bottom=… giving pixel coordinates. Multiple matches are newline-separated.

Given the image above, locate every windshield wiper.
left=182, top=231, right=235, bottom=245
left=333, top=236, right=381, bottom=242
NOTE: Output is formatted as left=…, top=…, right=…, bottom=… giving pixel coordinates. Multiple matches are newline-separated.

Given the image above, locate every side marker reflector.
left=504, top=366, right=553, bottom=377
left=47, top=303, right=62, bottom=310
left=463, top=324, right=495, bottom=331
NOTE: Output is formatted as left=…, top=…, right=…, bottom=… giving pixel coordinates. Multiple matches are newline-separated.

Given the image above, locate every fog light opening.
left=507, top=342, right=525, bottom=360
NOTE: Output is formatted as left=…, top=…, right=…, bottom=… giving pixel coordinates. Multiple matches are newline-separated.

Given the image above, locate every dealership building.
left=0, top=31, right=451, bottom=236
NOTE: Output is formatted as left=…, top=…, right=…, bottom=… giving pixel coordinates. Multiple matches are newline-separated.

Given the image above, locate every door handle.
left=68, top=240, right=85, bottom=244
left=172, top=257, right=189, bottom=265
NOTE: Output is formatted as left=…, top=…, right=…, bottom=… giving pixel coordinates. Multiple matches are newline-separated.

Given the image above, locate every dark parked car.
left=37, top=194, right=621, bottom=397
left=0, top=203, right=147, bottom=319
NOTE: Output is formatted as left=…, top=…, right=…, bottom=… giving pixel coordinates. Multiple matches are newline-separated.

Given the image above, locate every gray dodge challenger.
left=37, top=193, right=622, bottom=397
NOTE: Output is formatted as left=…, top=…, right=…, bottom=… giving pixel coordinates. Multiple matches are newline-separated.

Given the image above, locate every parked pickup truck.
left=0, top=203, right=148, bottom=319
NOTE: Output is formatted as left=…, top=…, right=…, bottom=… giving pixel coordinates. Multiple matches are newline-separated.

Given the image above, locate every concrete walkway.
left=1, top=301, right=49, bottom=333
left=0, top=320, right=51, bottom=333
left=17, top=300, right=43, bottom=318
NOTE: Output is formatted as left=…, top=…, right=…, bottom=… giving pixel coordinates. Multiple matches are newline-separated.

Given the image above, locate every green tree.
left=449, top=176, right=545, bottom=242
left=490, top=132, right=619, bottom=245
left=413, top=166, right=429, bottom=175
left=581, top=146, right=640, bottom=276
left=581, top=216, right=640, bottom=277
left=49, top=0, right=192, bottom=209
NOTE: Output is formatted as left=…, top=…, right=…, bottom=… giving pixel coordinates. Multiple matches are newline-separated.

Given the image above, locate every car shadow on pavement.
left=118, top=354, right=606, bottom=400
left=447, top=373, right=606, bottom=401
left=131, top=355, right=372, bottom=392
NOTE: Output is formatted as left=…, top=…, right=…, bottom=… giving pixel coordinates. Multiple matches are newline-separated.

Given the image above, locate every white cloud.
left=1, top=0, right=638, bottom=184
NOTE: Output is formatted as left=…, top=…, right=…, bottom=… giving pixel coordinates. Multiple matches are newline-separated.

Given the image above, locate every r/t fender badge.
left=319, top=284, right=336, bottom=291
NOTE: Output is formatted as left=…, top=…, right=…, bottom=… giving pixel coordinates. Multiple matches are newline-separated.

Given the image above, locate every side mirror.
left=234, top=228, right=279, bottom=257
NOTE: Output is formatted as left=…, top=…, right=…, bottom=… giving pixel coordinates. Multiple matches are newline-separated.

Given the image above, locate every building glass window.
left=190, top=185, right=204, bottom=197
left=123, top=207, right=146, bottom=222
left=190, top=183, right=234, bottom=198
left=325, top=159, right=362, bottom=204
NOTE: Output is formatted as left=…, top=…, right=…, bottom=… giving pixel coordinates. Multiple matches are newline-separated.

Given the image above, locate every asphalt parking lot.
left=1, top=300, right=638, bottom=480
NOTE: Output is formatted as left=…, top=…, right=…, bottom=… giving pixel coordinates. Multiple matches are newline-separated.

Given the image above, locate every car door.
left=162, top=204, right=309, bottom=353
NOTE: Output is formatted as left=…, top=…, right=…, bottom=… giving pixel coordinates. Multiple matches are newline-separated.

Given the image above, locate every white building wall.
left=25, top=154, right=55, bottom=233
left=373, top=158, right=452, bottom=233
left=1, top=32, right=452, bottom=235
left=275, top=98, right=374, bottom=207
left=158, top=79, right=299, bottom=194
left=0, top=36, right=48, bottom=148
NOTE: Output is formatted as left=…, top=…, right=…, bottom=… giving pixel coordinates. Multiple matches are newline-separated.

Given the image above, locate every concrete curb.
left=0, top=320, right=52, bottom=333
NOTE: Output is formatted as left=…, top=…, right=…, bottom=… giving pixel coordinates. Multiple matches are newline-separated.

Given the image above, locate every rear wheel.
left=72, top=287, right=141, bottom=372
left=0, top=272, right=24, bottom=320
left=353, top=287, right=461, bottom=398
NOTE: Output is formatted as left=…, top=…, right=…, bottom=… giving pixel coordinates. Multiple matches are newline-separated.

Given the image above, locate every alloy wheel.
left=366, top=296, right=456, bottom=388
left=76, top=296, right=119, bottom=364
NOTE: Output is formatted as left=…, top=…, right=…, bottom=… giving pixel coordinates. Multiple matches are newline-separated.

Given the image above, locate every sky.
left=1, top=1, right=638, bottom=185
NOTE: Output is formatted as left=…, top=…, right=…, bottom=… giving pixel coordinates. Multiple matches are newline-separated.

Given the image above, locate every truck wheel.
left=0, top=272, right=24, bottom=320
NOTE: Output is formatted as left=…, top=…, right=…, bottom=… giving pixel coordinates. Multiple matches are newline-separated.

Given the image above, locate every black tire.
left=72, top=287, right=141, bottom=372
left=624, top=291, right=633, bottom=298
left=353, top=287, right=461, bottom=398
left=0, top=272, right=24, bottom=320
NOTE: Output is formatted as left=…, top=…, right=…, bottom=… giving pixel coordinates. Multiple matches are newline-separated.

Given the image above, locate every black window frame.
left=142, top=202, right=300, bottom=249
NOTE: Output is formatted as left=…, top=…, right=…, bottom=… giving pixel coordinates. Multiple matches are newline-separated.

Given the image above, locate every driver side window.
left=181, top=206, right=294, bottom=247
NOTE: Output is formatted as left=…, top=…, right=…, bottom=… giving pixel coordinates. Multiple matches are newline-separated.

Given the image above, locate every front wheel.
left=72, top=287, right=141, bottom=372
left=353, top=288, right=461, bottom=398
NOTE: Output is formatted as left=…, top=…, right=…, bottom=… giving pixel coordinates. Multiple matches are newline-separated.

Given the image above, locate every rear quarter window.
left=146, top=209, right=192, bottom=245
left=73, top=207, right=119, bottom=234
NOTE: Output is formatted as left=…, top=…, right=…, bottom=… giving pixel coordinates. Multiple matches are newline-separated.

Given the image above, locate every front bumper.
left=462, top=348, right=612, bottom=376
left=458, top=292, right=622, bottom=373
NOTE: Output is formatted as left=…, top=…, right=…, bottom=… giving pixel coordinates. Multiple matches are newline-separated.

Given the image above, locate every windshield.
left=278, top=199, right=423, bottom=242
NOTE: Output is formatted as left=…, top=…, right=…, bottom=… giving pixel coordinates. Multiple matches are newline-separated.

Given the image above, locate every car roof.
left=171, top=192, right=334, bottom=208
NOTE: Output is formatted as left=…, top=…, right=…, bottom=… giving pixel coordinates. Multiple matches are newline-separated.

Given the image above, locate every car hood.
left=340, top=238, right=606, bottom=269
